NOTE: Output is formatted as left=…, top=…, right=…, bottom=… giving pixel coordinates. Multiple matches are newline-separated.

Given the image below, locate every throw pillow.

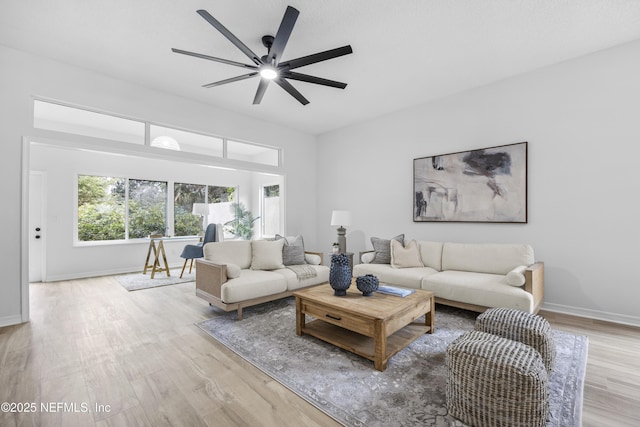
left=391, top=239, right=424, bottom=268
left=506, top=265, right=527, bottom=286
left=370, top=234, right=404, bottom=264
left=361, top=252, right=376, bottom=264
left=225, top=263, right=242, bottom=279
left=275, top=234, right=306, bottom=265
left=251, top=239, right=285, bottom=270
left=305, top=253, right=322, bottom=265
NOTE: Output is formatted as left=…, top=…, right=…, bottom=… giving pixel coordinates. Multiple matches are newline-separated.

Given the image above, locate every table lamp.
left=331, top=210, right=352, bottom=254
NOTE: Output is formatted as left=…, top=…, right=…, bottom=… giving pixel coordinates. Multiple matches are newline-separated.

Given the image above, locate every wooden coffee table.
left=293, top=284, right=435, bottom=371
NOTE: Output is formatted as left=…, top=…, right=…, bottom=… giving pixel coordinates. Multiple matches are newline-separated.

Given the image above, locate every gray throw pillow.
left=371, top=234, right=405, bottom=264
left=275, top=234, right=306, bottom=266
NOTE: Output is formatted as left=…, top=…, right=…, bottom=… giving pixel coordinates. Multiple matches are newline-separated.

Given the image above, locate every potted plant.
left=224, top=202, right=260, bottom=240
left=332, top=242, right=340, bottom=253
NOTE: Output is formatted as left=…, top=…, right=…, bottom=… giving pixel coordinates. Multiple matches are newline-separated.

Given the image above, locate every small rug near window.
left=115, top=269, right=195, bottom=291
left=197, top=298, right=588, bottom=427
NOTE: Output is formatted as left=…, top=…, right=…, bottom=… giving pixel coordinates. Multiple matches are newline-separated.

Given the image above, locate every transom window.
left=34, top=100, right=280, bottom=167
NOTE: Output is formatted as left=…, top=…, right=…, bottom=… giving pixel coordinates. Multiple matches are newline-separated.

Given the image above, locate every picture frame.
left=413, top=142, right=527, bottom=223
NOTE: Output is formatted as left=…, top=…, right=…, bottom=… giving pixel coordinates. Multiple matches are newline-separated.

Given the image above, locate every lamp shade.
left=192, top=203, right=209, bottom=216
left=331, top=210, right=352, bottom=227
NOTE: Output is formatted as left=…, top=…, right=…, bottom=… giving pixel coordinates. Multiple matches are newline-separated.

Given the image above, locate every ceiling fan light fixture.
left=259, top=65, right=278, bottom=80
left=174, top=7, right=352, bottom=105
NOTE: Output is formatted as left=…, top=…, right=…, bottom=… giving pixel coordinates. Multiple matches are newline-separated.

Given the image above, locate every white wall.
left=0, top=44, right=318, bottom=326
left=317, top=39, right=640, bottom=326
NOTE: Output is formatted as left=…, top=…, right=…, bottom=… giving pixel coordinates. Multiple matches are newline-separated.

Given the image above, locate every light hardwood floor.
left=0, top=276, right=638, bottom=426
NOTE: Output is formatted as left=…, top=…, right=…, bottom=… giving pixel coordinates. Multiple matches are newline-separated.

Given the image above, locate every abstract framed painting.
left=413, top=142, right=527, bottom=223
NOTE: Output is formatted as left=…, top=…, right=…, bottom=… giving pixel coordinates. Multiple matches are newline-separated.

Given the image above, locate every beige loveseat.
left=195, top=238, right=330, bottom=319
left=352, top=241, right=544, bottom=314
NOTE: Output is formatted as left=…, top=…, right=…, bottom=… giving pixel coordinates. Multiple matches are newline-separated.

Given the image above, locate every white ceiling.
left=3, top=0, right=640, bottom=135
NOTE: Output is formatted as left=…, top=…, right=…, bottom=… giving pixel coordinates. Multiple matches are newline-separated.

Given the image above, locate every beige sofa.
left=195, top=239, right=330, bottom=319
left=352, top=241, right=544, bottom=314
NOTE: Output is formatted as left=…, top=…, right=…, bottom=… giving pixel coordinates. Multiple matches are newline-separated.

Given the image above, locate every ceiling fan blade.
left=253, top=79, right=271, bottom=105
left=202, top=72, right=258, bottom=88
left=266, top=6, right=299, bottom=65
left=285, top=72, right=347, bottom=89
left=196, top=9, right=263, bottom=66
left=171, top=48, right=258, bottom=70
left=279, top=45, right=353, bottom=70
left=275, top=78, right=309, bottom=105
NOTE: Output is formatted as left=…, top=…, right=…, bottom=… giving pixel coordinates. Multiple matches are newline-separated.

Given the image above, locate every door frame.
left=28, top=170, right=46, bottom=283
left=21, top=138, right=30, bottom=322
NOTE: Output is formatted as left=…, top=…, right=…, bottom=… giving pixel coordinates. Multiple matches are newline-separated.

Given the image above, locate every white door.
left=29, top=171, right=45, bottom=282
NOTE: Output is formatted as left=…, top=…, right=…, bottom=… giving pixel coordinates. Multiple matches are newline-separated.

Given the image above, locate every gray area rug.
left=115, top=268, right=194, bottom=291
left=197, top=297, right=588, bottom=427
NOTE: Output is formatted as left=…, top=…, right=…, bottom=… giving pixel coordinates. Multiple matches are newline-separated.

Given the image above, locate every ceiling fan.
left=172, top=6, right=353, bottom=106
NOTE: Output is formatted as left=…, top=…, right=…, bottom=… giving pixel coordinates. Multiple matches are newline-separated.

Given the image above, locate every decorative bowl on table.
left=356, top=274, right=379, bottom=296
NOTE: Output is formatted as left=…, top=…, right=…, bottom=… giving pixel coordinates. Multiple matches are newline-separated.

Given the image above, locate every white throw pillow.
left=391, top=239, right=424, bottom=268
left=506, top=265, right=528, bottom=286
left=226, top=263, right=242, bottom=279
left=361, top=252, right=376, bottom=264
left=251, top=239, right=285, bottom=270
left=305, top=253, right=322, bottom=265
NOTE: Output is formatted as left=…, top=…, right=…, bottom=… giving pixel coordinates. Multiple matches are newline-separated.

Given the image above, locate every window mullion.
left=125, top=179, right=130, bottom=240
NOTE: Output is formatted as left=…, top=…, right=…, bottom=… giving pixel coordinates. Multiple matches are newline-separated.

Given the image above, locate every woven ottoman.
left=446, top=331, right=550, bottom=427
left=475, top=307, right=556, bottom=372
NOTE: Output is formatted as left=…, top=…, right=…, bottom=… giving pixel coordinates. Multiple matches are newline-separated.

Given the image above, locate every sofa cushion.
left=441, top=243, right=534, bottom=275
left=272, top=265, right=330, bottom=291
left=221, top=270, right=287, bottom=303
left=370, top=234, right=404, bottom=264
left=276, top=234, right=307, bottom=266
left=391, top=239, right=424, bottom=268
left=353, top=263, right=437, bottom=290
left=251, top=239, right=285, bottom=270
left=422, top=271, right=534, bottom=312
left=418, top=241, right=444, bottom=271
left=203, top=241, right=252, bottom=269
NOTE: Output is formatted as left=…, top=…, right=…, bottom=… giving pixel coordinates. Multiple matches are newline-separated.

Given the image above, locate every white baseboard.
left=542, top=302, right=640, bottom=328
left=42, top=264, right=185, bottom=282
left=0, top=314, right=24, bottom=328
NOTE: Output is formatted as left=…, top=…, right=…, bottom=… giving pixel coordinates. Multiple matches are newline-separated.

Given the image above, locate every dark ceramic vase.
left=329, top=253, right=351, bottom=296
left=356, top=274, right=379, bottom=296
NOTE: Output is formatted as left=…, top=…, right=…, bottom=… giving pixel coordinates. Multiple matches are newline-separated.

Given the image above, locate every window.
left=150, top=125, right=224, bottom=157
left=261, top=184, right=281, bottom=237
left=34, top=100, right=145, bottom=144
left=77, top=175, right=167, bottom=241
left=227, top=140, right=280, bottom=166
left=208, top=186, right=236, bottom=239
left=127, top=179, right=167, bottom=238
left=174, top=183, right=206, bottom=237
left=34, top=100, right=281, bottom=167
left=77, top=175, right=126, bottom=241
